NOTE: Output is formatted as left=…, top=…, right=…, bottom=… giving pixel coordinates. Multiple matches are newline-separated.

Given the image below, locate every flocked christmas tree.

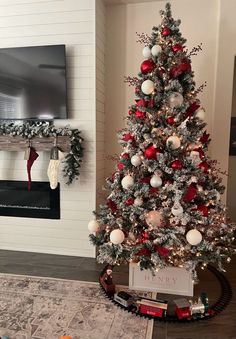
left=88, top=3, right=236, bottom=280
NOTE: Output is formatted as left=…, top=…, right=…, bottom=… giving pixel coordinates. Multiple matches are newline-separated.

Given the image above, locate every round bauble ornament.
left=166, top=135, right=181, bottom=150
left=150, top=174, right=162, bottom=188
left=141, top=79, right=155, bottom=95
left=146, top=210, right=162, bottom=227
left=151, top=45, right=161, bottom=56
left=144, top=144, right=159, bottom=159
left=162, top=27, right=171, bottom=36
left=168, top=92, right=184, bottom=108
left=134, top=197, right=143, bottom=206
left=135, top=110, right=146, bottom=119
left=186, top=229, right=202, bottom=246
left=131, top=154, right=142, bottom=167
left=142, top=46, right=151, bottom=58
left=195, top=108, right=205, bottom=121
left=110, top=229, right=125, bottom=244
left=198, top=161, right=209, bottom=173
left=117, top=162, right=125, bottom=171
left=140, top=59, right=156, bottom=74
left=172, top=44, right=183, bottom=53
left=189, top=150, right=201, bottom=166
left=167, top=116, right=175, bottom=125
left=171, top=203, right=183, bottom=217
left=171, top=160, right=183, bottom=170
left=121, top=175, right=134, bottom=189
left=88, top=219, right=100, bottom=233
left=197, top=204, right=208, bottom=217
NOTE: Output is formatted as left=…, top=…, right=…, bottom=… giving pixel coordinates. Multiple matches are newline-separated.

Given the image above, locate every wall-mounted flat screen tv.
left=0, top=44, right=67, bottom=120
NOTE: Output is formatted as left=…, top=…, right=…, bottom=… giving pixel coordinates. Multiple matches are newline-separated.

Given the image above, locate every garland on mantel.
left=0, top=121, right=84, bottom=185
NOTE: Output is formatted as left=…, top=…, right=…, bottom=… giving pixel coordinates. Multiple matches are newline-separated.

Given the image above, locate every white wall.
left=105, top=0, right=219, bottom=176
left=0, top=0, right=96, bottom=257
left=96, top=0, right=106, bottom=208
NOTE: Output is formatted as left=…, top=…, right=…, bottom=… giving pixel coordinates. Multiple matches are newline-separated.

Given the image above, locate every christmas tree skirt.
left=0, top=273, right=153, bottom=339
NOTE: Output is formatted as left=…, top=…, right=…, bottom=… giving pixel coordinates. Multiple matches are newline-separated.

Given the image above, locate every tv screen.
left=0, top=44, right=67, bottom=120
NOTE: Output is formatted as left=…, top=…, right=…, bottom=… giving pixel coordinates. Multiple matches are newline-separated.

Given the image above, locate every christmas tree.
left=88, top=3, right=236, bottom=280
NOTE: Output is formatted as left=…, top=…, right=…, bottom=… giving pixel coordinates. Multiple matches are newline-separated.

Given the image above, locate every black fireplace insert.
left=0, top=180, right=60, bottom=219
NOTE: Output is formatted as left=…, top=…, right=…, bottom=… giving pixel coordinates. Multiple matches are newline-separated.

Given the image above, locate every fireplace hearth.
left=0, top=180, right=60, bottom=219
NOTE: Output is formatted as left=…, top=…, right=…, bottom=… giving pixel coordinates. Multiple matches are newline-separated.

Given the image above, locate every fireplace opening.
left=0, top=180, right=60, bottom=219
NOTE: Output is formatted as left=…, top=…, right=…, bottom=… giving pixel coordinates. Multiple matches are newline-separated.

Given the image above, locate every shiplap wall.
left=96, top=0, right=105, bottom=208
left=0, top=0, right=96, bottom=257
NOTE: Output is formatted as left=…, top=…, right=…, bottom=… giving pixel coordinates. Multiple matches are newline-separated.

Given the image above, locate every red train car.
left=174, top=299, right=191, bottom=320
left=137, top=298, right=168, bottom=318
left=99, top=265, right=116, bottom=294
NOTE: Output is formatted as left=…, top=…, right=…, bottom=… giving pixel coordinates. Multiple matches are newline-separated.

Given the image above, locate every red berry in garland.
left=140, top=59, right=156, bottom=74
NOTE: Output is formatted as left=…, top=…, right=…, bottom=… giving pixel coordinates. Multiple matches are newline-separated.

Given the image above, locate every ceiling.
left=104, top=0, right=162, bottom=5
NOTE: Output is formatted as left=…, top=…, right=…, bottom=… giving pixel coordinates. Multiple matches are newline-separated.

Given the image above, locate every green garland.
left=0, top=121, right=83, bottom=185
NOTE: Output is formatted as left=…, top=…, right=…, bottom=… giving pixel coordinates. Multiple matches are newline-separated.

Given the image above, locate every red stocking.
left=27, top=147, right=39, bottom=191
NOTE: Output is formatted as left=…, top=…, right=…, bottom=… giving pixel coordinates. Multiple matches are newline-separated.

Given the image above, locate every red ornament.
left=140, top=59, right=156, bottom=74
left=198, top=161, right=209, bottom=173
left=170, top=65, right=182, bottom=78
left=128, top=109, right=134, bottom=115
left=125, top=197, right=134, bottom=206
left=186, top=102, right=200, bottom=117
left=197, top=204, right=208, bottom=217
left=144, top=144, right=159, bottom=159
left=179, top=60, right=191, bottom=72
left=117, top=162, right=125, bottom=171
left=122, top=133, right=134, bottom=141
left=200, top=131, right=210, bottom=143
left=172, top=44, right=183, bottom=53
left=107, top=199, right=118, bottom=212
left=121, top=153, right=129, bottom=159
left=183, top=184, right=197, bottom=202
left=140, top=176, right=151, bottom=184
left=171, top=160, right=183, bottom=170
left=142, top=232, right=150, bottom=240
left=135, top=110, right=146, bottom=119
left=162, top=27, right=171, bottom=36
left=167, top=116, right=175, bottom=125
left=155, top=246, right=169, bottom=257
left=158, top=68, right=165, bottom=77
left=135, top=98, right=148, bottom=107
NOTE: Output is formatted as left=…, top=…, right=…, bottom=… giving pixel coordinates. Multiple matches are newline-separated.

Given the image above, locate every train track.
left=99, top=264, right=233, bottom=322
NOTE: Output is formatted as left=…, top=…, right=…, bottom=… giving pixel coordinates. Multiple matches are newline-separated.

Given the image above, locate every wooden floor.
left=0, top=249, right=235, bottom=339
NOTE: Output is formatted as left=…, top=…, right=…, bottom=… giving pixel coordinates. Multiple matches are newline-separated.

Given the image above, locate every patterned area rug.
left=0, top=273, right=153, bottom=339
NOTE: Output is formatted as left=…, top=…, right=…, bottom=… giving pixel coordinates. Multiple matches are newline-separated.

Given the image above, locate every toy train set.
left=99, top=264, right=232, bottom=322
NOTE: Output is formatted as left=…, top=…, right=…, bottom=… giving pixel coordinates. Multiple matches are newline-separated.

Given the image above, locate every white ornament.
left=166, top=135, right=181, bottom=150
left=195, top=108, right=205, bottom=121
left=186, top=229, right=202, bottom=246
left=189, top=150, right=201, bottom=166
left=131, top=154, right=142, bottom=167
left=88, top=220, right=100, bottom=233
left=150, top=175, right=162, bottom=188
left=146, top=210, right=162, bottom=227
left=151, top=45, right=161, bottom=56
left=134, top=197, right=143, bottom=206
left=121, top=175, right=134, bottom=189
left=142, top=46, right=151, bottom=58
left=141, top=79, right=155, bottom=95
left=110, top=229, right=125, bottom=245
left=168, top=92, right=184, bottom=108
left=171, top=203, right=183, bottom=216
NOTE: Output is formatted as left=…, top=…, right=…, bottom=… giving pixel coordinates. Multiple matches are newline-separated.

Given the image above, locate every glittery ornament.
left=140, top=59, right=156, bottom=74
left=146, top=210, right=162, bottom=227
left=171, top=159, right=183, bottom=170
